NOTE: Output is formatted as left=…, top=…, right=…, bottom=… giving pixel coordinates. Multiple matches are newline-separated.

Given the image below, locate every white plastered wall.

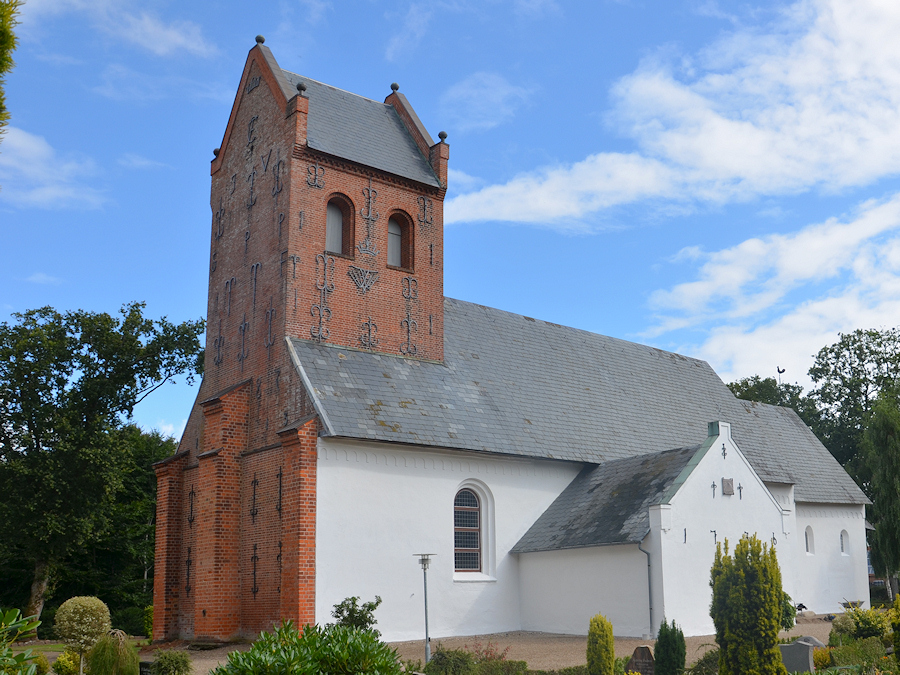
left=649, top=422, right=791, bottom=637
left=517, top=545, right=650, bottom=637
left=792, top=502, right=869, bottom=613
left=314, top=437, right=582, bottom=641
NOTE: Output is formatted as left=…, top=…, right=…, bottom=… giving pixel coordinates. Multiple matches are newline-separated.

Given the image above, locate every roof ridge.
left=281, top=69, right=391, bottom=107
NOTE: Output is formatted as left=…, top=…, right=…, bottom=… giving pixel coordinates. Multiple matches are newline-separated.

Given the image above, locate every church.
left=152, top=37, right=870, bottom=643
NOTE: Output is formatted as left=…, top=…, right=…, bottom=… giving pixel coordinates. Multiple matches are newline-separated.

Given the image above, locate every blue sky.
left=3, top=0, right=900, bottom=438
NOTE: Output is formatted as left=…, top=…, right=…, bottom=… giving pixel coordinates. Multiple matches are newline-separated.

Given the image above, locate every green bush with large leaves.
left=211, top=620, right=400, bottom=675
left=0, top=608, right=40, bottom=675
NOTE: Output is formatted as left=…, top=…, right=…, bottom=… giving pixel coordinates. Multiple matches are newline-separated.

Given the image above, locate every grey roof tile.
left=281, top=71, right=441, bottom=188
left=289, top=298, right=867, bottom=506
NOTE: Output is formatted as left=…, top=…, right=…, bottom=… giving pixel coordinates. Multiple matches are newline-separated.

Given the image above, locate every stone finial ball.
left=391, top=83, right=399, bottom=92
left=255, top=35, right=265, bottom=44
left=297, top=82, right=307, bottom=93
left=213, top=148, right=220, bottom=157
left=438, top=131, right=448, bottom=141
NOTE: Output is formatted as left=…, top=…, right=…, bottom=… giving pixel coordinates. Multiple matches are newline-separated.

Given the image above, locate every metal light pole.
left=415, top=553, right=435, bottom=663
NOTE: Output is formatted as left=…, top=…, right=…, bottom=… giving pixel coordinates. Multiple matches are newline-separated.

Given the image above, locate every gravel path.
left=158, top=614, right=833, bottom=674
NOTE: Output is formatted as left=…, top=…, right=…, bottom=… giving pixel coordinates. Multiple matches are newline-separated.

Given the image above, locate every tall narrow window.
left=840, top=529, right=850, bottom=555
left=454, top=489, right=480, bottom=572
left=805, top=526, right=815, bottom=554
left=388, top=218, right=402, bottom=267
left=326, top=202, right=344, bottom=254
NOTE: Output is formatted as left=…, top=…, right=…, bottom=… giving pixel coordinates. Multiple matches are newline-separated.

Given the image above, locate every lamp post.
left=415, top=553, right=435, bottom=663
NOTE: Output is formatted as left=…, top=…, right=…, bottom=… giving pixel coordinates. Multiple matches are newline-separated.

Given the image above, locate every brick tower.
left=152, top=36, right=448, bottom=642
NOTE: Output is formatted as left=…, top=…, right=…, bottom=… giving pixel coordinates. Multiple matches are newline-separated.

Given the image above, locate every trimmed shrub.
left=709, top=535, right=787, bottom=675
left=52, top=650, right=83, bottom=675
left=586, top=614, right=614, bottom=675
left=476, top=662, right=527, bottom=675
left=830, top=636, right=885, bottom=668
left=656, top=620, right=686, bottom=675
left=812, top=647, right=832, bottom=671
left=424, top=646, right=474, bottom=675
left=211, top=621, right=400, bottom=675
left=86, top=630, right=138, bottom=675
left=142, top=608, right=153, bottom=641
left=32, top=653, right=50, bottom=675
left=148, top=651, right=191, bottom=675
left=55, top=598, right=111, bottom=658
left=331, top=596, right=383, bottom=636
left=845, top=606, right=889, bottom=640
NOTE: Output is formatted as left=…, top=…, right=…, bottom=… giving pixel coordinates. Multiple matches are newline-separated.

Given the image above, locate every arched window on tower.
left=325, top=196, right=354, bottom=256
left=454, top=488, right=481, bottom=572
left=805, top=526, right=815, bottom=554
left=387, top=213, right=413, bottom=269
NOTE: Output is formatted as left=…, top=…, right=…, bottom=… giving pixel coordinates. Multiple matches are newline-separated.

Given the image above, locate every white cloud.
left=19, top=0, right=216, bottom=57
left=648, top=192, right=900, bottom=388
left=447, top=0, right=900, bottom=226
left=385, top=4, right=432, bottom=62
left=0, top=127, right=104, bottom=209
left=440, top=72, right=532, bottom=132
left=118, top=153, right=170, bottom=170
left=26, top=272, right=63, bottom=284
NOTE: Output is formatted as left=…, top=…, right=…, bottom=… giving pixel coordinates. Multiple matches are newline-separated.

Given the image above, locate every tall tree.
left=0, top=0, right=19, bottom=140
left=0, top=304, right=203, bottom=620
left=808, top=328, right=900, bottom=489
left=727, top=375, right=823, bottom=434
left=862, top=390, right=900, bottom=600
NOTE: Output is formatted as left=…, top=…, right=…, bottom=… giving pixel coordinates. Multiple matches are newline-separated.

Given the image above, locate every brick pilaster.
left=194, top=382, right=250, bottom=641
left=152, top=451, right=188, bottom=641
left=277, top=417, right=318, bottom=626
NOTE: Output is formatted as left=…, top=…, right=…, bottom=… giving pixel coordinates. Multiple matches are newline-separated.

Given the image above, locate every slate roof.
left=280, top=70, right=441, bottom=188
left=289, top=297, right=868, bottom=506
left=511, top=445, right=702, bottom=552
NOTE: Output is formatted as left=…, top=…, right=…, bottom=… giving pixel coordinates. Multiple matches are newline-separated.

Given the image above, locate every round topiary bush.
left=54, top=596, right=111, bottom=675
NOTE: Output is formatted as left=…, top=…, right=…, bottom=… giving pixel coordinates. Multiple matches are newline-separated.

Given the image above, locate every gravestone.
left=625, top=645, right=655, bottom=675
left=778, top=640, right=814, bottom=673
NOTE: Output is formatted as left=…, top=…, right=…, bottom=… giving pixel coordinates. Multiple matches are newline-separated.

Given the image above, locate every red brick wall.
left=154, top=41, right=447, bottom=641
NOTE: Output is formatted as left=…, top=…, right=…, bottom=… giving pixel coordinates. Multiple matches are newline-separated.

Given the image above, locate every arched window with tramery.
left=454, top=488, right=481, bottom=572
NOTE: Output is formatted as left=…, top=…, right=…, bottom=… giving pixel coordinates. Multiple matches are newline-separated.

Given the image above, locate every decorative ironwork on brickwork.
left=250, top=262, right=261, bottom=308
left=357, top=177, right=380, bottom=257
left=215, top=199, right=225, bottom=241
left=276, top=467, right=283, bottom=516
left=250, top=474, right=259, bottom=523
left=188, top=486, right=195, bottom=526
left=213, top=320, right=224, bottom=366
left=265, top=302, right=276, bottom=350
left=225, top=277, right=236, bottom=316
left=230, top=173, right=237, bottom=195
left=417, top=195, right=433, bottom=229
left=278, top=212, right=285, bottom=239
left=289, top=254, right=301, bottom=279
left=247, top=115, right=259, bottom=147
left=400, top=312, right=418, bottom=356
left=246, top=170, right=257, bottom=210
left=238, top=314, right=250, bottom=371
left=245, top=229, right=251, bottom=254
left=310, top=254, right=335, bottom=342
left=348, top=266, right=378, bottom=294
left=261, top=149, right=272, bottom=173
left=359, top=317, right=379, bottom=351
left=210, top=252, right=217, bottom=274
left=277, top=541, right=283, bottom=593
left=402, top=276, right=418, bottom=300
left=251, top=544, right=259, bottom=596
left=272, top=157, right=285, bottom=198
left=307, top=162, right=325, bottom=188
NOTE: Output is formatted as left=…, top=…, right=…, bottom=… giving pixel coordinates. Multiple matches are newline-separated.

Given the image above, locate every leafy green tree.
left=0, top=0, right=19, bottom=140
left=808, top=328, right=900, bottom=487
left=0, top=304, right=203, bottom=621
left=710, top=535, right=787, bottom=675
left=862, top=390, right=900, bottom=599
left=330, top=595, right=383, bottom=635
left=727, top=376, right=823, bottom=434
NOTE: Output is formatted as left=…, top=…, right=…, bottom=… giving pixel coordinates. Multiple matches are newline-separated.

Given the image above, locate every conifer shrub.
left=709, top=535, right=787, bottom=675
left=142, top=608, right=153, bottom=641
left=780, top=593, right=796, bottom=631
left=86, top=630, right=138, bottom=675
left=148, top=650, right=191, bottom=675
left=586, top=614, right=614, bottom=675
left=655, top=620, right=686, bottom=675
